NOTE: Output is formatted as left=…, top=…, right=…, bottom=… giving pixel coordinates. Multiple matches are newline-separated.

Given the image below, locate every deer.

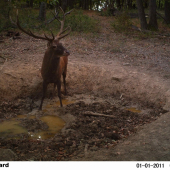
left=10, top=8, right=73, bottom=110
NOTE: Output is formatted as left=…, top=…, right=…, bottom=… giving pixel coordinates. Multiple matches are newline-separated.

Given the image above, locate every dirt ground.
left=0, top=13, right=170, bottom=161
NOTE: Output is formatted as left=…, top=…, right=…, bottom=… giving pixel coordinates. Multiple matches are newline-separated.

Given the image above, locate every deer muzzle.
left=63, top=50, right=70, bottom=56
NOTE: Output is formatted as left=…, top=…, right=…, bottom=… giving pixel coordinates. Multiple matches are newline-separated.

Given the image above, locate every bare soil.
left=0, top=13, right=170, bottom=161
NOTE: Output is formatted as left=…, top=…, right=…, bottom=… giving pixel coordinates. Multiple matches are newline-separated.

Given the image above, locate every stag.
left=10, top=8, right=73, bottom=110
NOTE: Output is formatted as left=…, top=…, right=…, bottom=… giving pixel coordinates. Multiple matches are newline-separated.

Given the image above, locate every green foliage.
left=42, top=9, right=100, bottom=33
left=64, top=10, right=100, bottom=33
left=0, top=1, right=13, bottom=32
left=8, top=9, right=99, bottom=34
left=100, top=8, right=112, bottom=16
left=111, top=11, right=132, bottom=33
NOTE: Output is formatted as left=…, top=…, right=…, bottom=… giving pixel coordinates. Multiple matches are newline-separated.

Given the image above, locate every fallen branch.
left=83, top=111, right=116, bottom=118
left=131, top=25, right=170, bottom=38
left=156, top=12, right=170, bottom=26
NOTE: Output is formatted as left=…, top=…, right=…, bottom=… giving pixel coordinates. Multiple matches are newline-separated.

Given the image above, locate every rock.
left=111, top=77, right=121, bottom=82
left=123, top=63, right=130, bottom=66
left=0, top=149, right=17, bottom=161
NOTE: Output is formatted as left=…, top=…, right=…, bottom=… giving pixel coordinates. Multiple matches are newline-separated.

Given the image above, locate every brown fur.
left=11, top=9, right=73, bottom=110
left=39, top=42, right=69, bottom=110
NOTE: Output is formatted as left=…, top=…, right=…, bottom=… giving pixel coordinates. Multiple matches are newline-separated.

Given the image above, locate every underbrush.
left=1, top=8, right=100, bottom=34
left=110, top=10, right=170, bottom=39
left=111, top=11, right=132, bottom=33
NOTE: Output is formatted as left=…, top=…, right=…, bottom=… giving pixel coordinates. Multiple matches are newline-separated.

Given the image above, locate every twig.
left=83, top=111, right=116, bottom=118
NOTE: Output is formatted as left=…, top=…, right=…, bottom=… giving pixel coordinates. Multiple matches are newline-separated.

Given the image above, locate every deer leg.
left=63, top=72, right=67, bottom=95
left=52, top=83, right=57, bottom=99
left=57, top=80, right=63, bottom=107
left=39, top=81, right=48, bottom=110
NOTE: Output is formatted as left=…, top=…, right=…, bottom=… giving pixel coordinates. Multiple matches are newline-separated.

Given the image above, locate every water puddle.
left=45, top=99, right=75, bottom=109
left=0, top=99, right=74, bottom=140
left=0, top=115, right=65, bottom=140
left=29, top=115, right=65, bottom=139
left=126, top=107, right=141, bottom=113
left=0, top=120, right=27, bottom=138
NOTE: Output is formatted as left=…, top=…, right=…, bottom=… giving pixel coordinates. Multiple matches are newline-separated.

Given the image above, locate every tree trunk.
left=116, top=0, right=121, bottom=10
left=127, top=0, right=132, bottom=9
left=89, top=0, right=92, bottom=10
left=30, top=0, right=33, bottom=7
left=61, top=0, right=67, bottom=12
left=165, top=0, right=170, bottom=24
left=158, top=0, right=161, bottom=9
left=26, top=0, right=33, bottom=7
left=148, top=0, right=158, bottom=30
left=136, top=0, right=147, bottom=30
left=144, top=0, right=148, bottom=8
left=39, top=2, right=46, bottom=21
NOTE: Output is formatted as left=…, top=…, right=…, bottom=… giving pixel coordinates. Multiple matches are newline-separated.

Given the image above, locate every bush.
left=65, top=10, right=99, bottom=33
left=111, top=11, right=132, bottom=32
left=0, top=1, right=13, bottom=32
left=100, top=8, right=112, bottom=16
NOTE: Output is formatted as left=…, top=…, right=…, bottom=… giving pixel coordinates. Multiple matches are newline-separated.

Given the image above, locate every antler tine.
left=64, top=9, right=74, bottom=17
left=59, top=6, right=65, bottom=18
left=10, top=9, right=54, bottom=42
left=55, top=8, right=59, bottom=16
left=44, top=30, right=54, bottom=40
left=52, top=11, right=61, bottom=23
left=58, top=26, right=70, bottom=36
left=58, top=26, right=71, bottom=40
left=55, top=7, right=73, bottom=40
left=50, top=30, right=55, bottom=39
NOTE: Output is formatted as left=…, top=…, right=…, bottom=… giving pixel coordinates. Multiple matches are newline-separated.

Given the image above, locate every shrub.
left=0, top=1, right=13, bottom=32
left=111, top=11, right=132, bottom=32
left=65, top=10, right=99, bottom=33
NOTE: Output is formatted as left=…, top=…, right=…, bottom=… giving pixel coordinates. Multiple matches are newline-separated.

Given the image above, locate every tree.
left=39, top=2, right=46, bottom=21
left=148, top=0, right=158, bottom=30
left=116, top=0, right=121, bottom=9
left=165, top=0, right=170, bottom=24
left=136, top=0, right=147, bottom=30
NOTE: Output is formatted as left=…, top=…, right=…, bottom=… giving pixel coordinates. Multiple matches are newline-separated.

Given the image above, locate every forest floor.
left=0, top=11, right=170, bottom=161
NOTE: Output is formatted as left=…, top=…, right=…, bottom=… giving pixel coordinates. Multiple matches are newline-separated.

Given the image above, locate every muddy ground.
left=0, top=13, right=170, bottom=161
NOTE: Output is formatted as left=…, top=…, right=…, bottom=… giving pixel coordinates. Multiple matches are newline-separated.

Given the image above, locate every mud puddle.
left=126, top=107, right=141, bottom=113
left=0, top=95, right=167, bottom=161
left=0, top=115, right=65, bottom=140
left=42, top=98, right=75, bottom=112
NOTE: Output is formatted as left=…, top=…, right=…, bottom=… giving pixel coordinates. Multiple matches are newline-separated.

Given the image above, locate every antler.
left=10, top=10, right=54, bottom=42
left=53, top=7, right=73, bottom=40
